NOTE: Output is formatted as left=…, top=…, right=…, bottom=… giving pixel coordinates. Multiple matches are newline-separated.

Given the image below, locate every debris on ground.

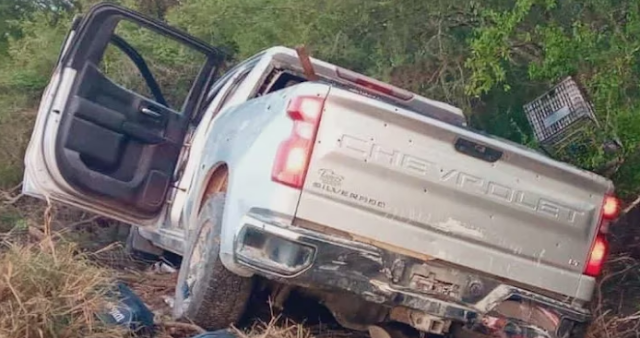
left=97, top=282, right=155, bottom=335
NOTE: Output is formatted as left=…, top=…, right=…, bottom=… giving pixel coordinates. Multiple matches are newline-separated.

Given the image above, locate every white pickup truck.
left=23, top=3, right=619, bottom=338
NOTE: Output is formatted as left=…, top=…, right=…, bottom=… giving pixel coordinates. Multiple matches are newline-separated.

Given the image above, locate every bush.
left=466, top=0, right=640, bottom=198
left=0, top=10, right=76, bottom=187
left=166, top=0, right=479, bottom=110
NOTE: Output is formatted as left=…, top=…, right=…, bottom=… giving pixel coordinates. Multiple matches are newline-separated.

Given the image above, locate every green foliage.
left=0, top=0, right=91, bottom=234
left=465, top=0, right=535, bottom=94
left=466, top=0, right=640, bottom=198
left=0, top=13, right=74, bottom=92
left=0, top=6, right=78, bottom=188
left=1, top=0, right=640, bottom=198
left=0, top=0, right=78, bottom=55
left=166, top=0, right=484, bottom=112
left=101, top=19, right=206, bottom=109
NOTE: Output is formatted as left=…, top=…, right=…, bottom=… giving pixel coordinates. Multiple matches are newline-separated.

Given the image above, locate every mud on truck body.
left=23, top=3, right=620, bottom=338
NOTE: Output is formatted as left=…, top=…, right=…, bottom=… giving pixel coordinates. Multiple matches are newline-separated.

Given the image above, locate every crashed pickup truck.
left=23, top=3, right=619, bottom=338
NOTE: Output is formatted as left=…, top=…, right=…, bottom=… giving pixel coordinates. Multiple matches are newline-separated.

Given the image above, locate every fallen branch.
left=8, top=183, right=22, bottom=194
left=117, top=274, right=176, bottom=288
left=161, top=321, right=206, bottom=334
left=66, top=215, right=100, bottom=228
left=622, top=195, right=640, bottom=215
left=2, top=193, right=23, bottom=205
left=91, top=242, right=122, bottom=255
left=0, top=184, right=23, bottom=205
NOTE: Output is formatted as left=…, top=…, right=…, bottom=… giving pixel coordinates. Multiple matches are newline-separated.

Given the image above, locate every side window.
left=195, top=57, right=262, bottom=122
left=217, top=69, right=252, bottom=109
left=98, top=19, right=206, bottom=112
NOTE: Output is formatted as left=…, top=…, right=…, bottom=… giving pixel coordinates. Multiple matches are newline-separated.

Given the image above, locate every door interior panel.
left=46, top=3, right=221, bottom=220
left=65, top=117, right=125, bottom=168
left=56, top=62, right=185, bottom=216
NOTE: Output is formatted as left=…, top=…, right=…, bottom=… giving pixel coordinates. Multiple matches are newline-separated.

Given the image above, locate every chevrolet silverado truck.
left=23, top=3, right=620, bottom=338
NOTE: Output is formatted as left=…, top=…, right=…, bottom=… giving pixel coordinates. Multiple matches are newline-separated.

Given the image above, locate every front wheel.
left=172, top=193, right=253, bottom=330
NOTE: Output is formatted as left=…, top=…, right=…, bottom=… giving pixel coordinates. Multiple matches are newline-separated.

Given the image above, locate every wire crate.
left=523, top=77, right=598, bottom=154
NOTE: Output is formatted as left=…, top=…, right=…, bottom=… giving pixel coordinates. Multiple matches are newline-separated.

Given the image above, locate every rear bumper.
left=234, top=211, right=590, bottom=331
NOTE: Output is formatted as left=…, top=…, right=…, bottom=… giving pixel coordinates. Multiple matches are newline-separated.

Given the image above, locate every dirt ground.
left=3, top=190, right=640, bottom=338
left=0, top=192, right=366, bottom=338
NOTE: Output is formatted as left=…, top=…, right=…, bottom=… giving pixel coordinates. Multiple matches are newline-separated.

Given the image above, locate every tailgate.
left=296, top=87, right=614, bottom=299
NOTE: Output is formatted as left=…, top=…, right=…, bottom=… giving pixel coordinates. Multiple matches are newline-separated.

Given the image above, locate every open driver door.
left=23, top=3, right=223, bottom=226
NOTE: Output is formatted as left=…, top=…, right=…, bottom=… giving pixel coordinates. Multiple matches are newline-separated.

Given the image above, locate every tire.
left=173, top=193, right=253, bottom=330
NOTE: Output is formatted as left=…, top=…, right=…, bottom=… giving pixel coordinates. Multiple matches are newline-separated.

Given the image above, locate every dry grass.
left=85, top=242, right=202, bottom=338
left=584, top=207, right=640, bottom=338
left=235, top=317, right=313, bottom=338
left=234, top=315, right=364, bottom=338
left=585, top=253, right=640, bottom=338
left=2, top=181, right=640, bottom=338
left=0, top=238, right=128, bottom=338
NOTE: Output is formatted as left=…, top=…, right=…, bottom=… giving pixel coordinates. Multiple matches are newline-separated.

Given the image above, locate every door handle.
left=140, top=107, right=162, bottom=118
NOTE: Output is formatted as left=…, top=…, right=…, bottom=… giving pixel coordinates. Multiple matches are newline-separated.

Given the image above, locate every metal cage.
left=523, top=77, right=598, bottom=153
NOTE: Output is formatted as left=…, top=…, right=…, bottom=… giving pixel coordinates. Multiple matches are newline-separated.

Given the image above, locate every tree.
left=466, top=0, right=640, bottom=199
left=0, top=0, right=77, bottom=54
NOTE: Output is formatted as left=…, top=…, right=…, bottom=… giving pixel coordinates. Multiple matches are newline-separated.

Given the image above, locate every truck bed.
left=295, top=85, right=613, bottom=302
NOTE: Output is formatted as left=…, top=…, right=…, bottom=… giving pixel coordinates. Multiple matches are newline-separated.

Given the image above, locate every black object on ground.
left=97, top=282, right=155, bottom=335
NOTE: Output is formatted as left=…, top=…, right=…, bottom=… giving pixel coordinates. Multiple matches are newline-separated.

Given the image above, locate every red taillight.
left=271, top=96, right=325, bottom=189
left=584, top=235, right=608, bottom=277
left=336, top=68, right=413, bottom=101
left=583, top=195, right=618, bottom=277
left=602, top=195, right=620, bottom=220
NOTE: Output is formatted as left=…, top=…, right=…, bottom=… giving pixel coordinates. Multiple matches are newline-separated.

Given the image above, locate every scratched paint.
left=433, top=218, right=484, bottom=239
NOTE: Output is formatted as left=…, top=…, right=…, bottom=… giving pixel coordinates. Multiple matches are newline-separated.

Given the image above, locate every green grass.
left=0, top=94, right=37, bottom=188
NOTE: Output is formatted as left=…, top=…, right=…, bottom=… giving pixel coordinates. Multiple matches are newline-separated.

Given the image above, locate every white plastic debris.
left=162, top=295, right=175, bottom=308
left=150, top=261, right=177, bottom=274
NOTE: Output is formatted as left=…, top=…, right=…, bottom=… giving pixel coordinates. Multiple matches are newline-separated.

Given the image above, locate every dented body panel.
left=296, top=87, right=613, bottom=302
left=235, top=210, right=589, bottom=337
left=168, top=48, right=612, bottom=334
